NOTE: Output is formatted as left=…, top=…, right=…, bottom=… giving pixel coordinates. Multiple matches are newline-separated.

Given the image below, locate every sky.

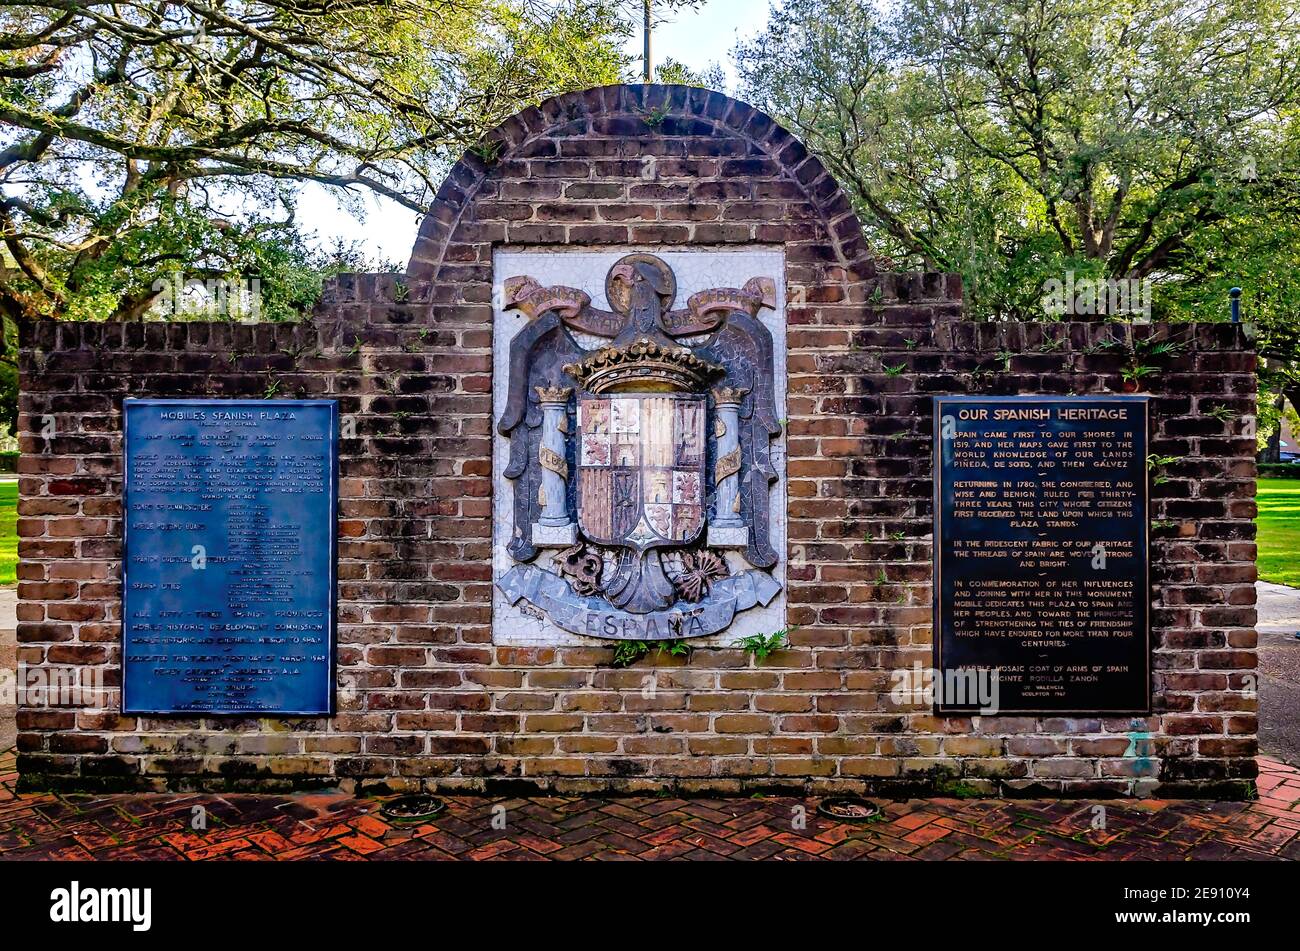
left=295, top=0, right=771, bottom=268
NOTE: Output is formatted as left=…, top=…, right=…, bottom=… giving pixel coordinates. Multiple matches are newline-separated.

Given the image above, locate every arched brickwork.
left=407, top=84, right=879, bottom=299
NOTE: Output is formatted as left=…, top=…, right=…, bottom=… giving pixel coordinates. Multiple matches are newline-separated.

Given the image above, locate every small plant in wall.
left=1079, top=338, right=1120, bottom=357
left=1118, top=334, right=1187, bottom=392
left=469, top=139, right=502, bottom=166
left=734, top=626, right=797, bottom=661
left=404, top=327, right=430, bottom=352
left=610, top=641, right=648, bottom=667
left=969, top=358, right=1004, bottom=390
left=279, top=341, right=308, bottom=364
left=1146, top=452, right=1180, bottom=486
left=1134, top=336, right=1187, bottom=361
left=610, top=638, right=693, bottom=668
left=1203, top=403, right=1236, bottom=425
left=1120, top=362, right=1160, bottom=388
left=640, top=105, right=671, bottom=128
left=933, top=776, right=985, bottom=799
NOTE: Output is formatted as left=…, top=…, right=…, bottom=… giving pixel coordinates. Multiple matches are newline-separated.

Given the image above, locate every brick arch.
left=405, top=83, right=878, bottom=291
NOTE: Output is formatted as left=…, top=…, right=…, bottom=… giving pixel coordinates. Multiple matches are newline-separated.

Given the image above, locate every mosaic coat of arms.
left=496, top=254, right=782, bottom=640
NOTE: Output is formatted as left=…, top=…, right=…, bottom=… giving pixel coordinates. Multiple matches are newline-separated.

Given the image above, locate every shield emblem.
left=577, top=394, right=706, bottom=552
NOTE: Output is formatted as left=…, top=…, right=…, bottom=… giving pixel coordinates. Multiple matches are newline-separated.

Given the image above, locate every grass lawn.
left=1258, top=481, right=1300, bottom=588
left=0, top=480, right=14, bottom=585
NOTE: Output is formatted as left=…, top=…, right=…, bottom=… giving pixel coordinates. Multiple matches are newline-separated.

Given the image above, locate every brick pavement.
left=1, top=749, right=1297, bottom=861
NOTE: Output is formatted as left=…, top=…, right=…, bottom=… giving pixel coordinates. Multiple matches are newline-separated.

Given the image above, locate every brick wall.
left=16, top=84, right=1259, bottom=797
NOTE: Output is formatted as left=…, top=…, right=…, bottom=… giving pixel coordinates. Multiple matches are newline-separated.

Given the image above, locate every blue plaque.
left=122, top=399, right=338, bottom=715
left=934, top=396, right=1150, bottom=714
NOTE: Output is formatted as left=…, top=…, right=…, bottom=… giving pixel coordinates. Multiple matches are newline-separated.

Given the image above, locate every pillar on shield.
left=708, top=386, right=748, bottom=548
left=533, top=385, right=576, bottom=545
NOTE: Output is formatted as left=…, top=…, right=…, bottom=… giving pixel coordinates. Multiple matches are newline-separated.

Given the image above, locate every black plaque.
left=933, top=396, right=1149, bottom=714
left=122, top=399, right=338, bottom=715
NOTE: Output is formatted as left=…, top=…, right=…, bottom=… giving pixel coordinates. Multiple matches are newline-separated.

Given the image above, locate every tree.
left=736, top=0, right=1300, bottom=446
left=617, top=0, right=706, bottom=82
left=655, top=57, right=725, bottom=88
left=736, top=0, right=1300, bottom=320
left=0, top=0, right=628, bottom=331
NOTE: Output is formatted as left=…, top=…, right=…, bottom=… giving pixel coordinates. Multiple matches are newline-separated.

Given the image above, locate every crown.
left=563, top=338, right=723, bottom=394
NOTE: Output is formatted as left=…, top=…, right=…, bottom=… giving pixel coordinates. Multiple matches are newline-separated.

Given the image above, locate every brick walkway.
left=1, top=749, right=1297, bottom=861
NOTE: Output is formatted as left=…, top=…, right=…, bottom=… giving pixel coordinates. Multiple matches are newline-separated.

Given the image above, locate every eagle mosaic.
left=495, top=254, right=782, bottom=640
